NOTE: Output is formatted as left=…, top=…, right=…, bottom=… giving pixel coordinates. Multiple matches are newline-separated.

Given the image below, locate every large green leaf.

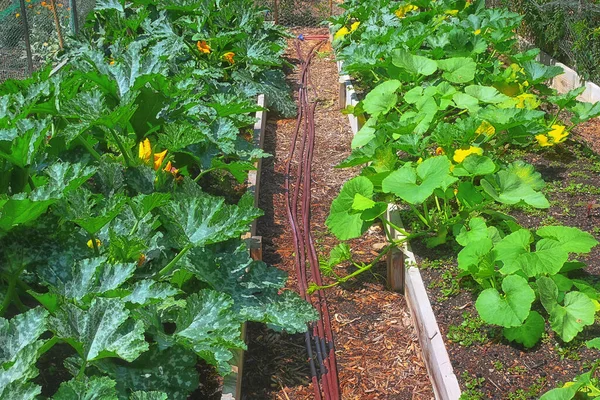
left=494, top=229, right=532, bottom=274
left=160, top=193, right=261, bottom=248
left=537, top=276, right=559, bottom=314
left=436, top=57, right=477, bottom=83
left=362, top=80, right=401, bottom=116
left=391, top=49, right=437, bottom=76
left=39, top=257, right=135, bottom=302
left=536, top=226, right=598, bottom=253
left=521, top=60, right=564, bottom=85
left=570, top=101, right=600, bottom=124
left=124, top=280, right=179, bottom=305
left=53, top=376, right=118, bottom=400
left=175, top=290, right=244, bottom=374
left=326, top=176, right=374, bottom=240
left=94, top=345, right=199, bottom=400
left=481, top=167, right=549, bottom=209
left=382, top=156, right=457, bottom=204
left=549, top=291, right=596, bottom=342
left=50, top=298, right=148, bottom=363
left=464, top=85, right=510, bottom=104
left=0, top=308, right=48, bottom=365
left=503, top=311, right=545, bottom=348
left=455, top=217, right=488, bottom=246
left=515, top=239, right=568, bottom=277
left=475, top=275, right=534, bottom=327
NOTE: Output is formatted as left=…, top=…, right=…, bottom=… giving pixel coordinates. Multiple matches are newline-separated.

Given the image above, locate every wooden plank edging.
left=221, top=94, right=267, bottom=400
left=386, top=206, right=461, bottom=400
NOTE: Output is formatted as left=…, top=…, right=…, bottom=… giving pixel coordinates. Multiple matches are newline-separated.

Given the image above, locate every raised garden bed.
left=325, top=1, right=600, bottom=399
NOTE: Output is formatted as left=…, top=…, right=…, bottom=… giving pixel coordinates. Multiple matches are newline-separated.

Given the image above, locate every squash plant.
left=0, top=0, right=316, bottom=398
left=321, top=0, right=600, bottom=385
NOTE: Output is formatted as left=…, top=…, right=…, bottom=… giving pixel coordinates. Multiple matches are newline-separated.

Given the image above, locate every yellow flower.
left=445, top=9, right=459, bottom=16
left=395, top=4, right=418, bottom=18
left=334, top=26, right=350, bottom=40
left=153, top=150, right=168, bottom=170
left=474, top=29, right=481, bottom=35
left=223, top=51, right=235, bottom=64
left=15, top=13, right=20, bottom=17
left=514, top=93, right=540, bottom=109
left=139, top=138, right=152, bottom=163
left=435, top=147, right=445, bottom=155
left=350, top=21, right=360, bottom=32
left=164, top=161, right=179, bottom=176
left=197, top=41, right=211, bottom=54
left=87, top=239, right=102, bottom=249
left=535, top=134, right=551, bottom=147
left=453, top=146, right=483, bottom=163
left=475, top=120, right=495, bottom=137
left=417, top=157, right=423, bottom=164
left=548, top=124, right=568, bottom=144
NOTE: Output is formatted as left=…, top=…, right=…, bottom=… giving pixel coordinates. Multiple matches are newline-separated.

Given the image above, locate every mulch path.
left=242, top=28, right=433, bottom=400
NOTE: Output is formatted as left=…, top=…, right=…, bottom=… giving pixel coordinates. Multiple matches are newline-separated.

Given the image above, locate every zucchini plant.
left=0, top=0, right=316, bottom=398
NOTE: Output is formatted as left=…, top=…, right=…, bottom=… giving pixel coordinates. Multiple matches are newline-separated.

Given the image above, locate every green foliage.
left=0, top=0, right=315, bottom=397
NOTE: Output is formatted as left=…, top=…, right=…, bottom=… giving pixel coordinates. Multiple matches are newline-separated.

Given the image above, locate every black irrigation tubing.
left=283, top=39, right=340, bottom=400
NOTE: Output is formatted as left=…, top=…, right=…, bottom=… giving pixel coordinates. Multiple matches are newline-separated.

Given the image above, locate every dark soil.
left=243, top=28, right=433, bottom=399
left=414, top=119, right=600, bottom=399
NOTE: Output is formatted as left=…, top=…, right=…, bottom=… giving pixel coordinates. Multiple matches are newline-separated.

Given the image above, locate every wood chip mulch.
left=242, top=28, right=434, bottom=400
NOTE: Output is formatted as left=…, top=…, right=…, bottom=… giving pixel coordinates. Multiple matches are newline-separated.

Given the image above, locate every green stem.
left=90, top=233, right=100, bottom=256
left=104, top=127, right=133, bottom=167
left=75, top=136, right=102, bottom=162
left=381, top=217, right=411, bottom=237
left=155, top=245, right=193, bottom=279
left=309, top=243, right=398, bottom=292
left=408, top=203, right=430, bottom=227
left=0, top=279, right=16, bottom=317
left=194, top=167, right=217, bottom=182
left=77, top=362, right=87, bottom=379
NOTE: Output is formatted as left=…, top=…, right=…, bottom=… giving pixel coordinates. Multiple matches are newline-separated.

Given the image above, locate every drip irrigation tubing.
left=283, top=39, right=340, bottom=400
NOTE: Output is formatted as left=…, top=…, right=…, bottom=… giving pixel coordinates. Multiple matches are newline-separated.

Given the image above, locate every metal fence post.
left=70, top=0, right=79, bottom=34
left=18, top=0, right=34, bottom=74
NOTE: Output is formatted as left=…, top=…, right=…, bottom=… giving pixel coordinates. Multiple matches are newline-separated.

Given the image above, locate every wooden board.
left=221, top=94, right=267, bottom=400
left=386, top=205, right=461, bottom=400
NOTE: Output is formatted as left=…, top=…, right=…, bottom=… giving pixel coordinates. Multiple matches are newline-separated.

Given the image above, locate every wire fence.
left=257, top=0, right=342, bottom=26
left=1, top=0, right=338, bottom=82
left=487, top=0, right=600, bottom=84
left=0, top=0, right=95, bottom=82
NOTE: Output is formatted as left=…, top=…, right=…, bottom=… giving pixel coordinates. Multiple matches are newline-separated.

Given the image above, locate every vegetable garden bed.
left=0, top=1, right=319, bottom=399
left=323, top=0, right=600, bottom=399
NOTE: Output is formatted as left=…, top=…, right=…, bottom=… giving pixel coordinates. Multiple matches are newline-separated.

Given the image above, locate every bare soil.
left=415, top=119, right=600, bottom=398
left=242, top=28, right=433, bottom=400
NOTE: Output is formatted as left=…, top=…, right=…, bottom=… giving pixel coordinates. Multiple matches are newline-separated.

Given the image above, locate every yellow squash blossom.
left=548, top=124, right=568, bottom=143
left=435, top=147, right=445, bottom=155
left=474, top=29, right=481, bottom=35
left=139, top=138, right=152, bottom=163
left=154, top=150, right=167, bottom=170
left=514, top=93, right=540, bottom=109
left=87, top=239, right=102, bottom=249
left=535, top=134, right=551, bottom=147
left=395, top=4, right=418, bottom=18
left=334, top=26, right=350, bottom=40
left=197, top=41, right=211, bottom=54
left=475, top=120, right=495, bottom=137
left=223, top=52, right=235, bottom=64
left=417, top=157, right=423, bottom=164
left=350, top=21, right=360, bottom=32
left=445, top=9, right=459, bottom=16
left=453, top=146, right=483, bottom=163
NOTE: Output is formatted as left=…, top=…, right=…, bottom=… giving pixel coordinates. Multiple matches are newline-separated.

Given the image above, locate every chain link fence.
left=257, top=0, right=342, bottom=26
left=0, top=0, right=95, bottom=82
left=487, top=0, right=600, bottom=83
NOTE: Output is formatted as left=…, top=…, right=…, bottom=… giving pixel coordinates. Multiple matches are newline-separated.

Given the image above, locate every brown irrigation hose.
left=284, top=39, right=340, bottom=400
